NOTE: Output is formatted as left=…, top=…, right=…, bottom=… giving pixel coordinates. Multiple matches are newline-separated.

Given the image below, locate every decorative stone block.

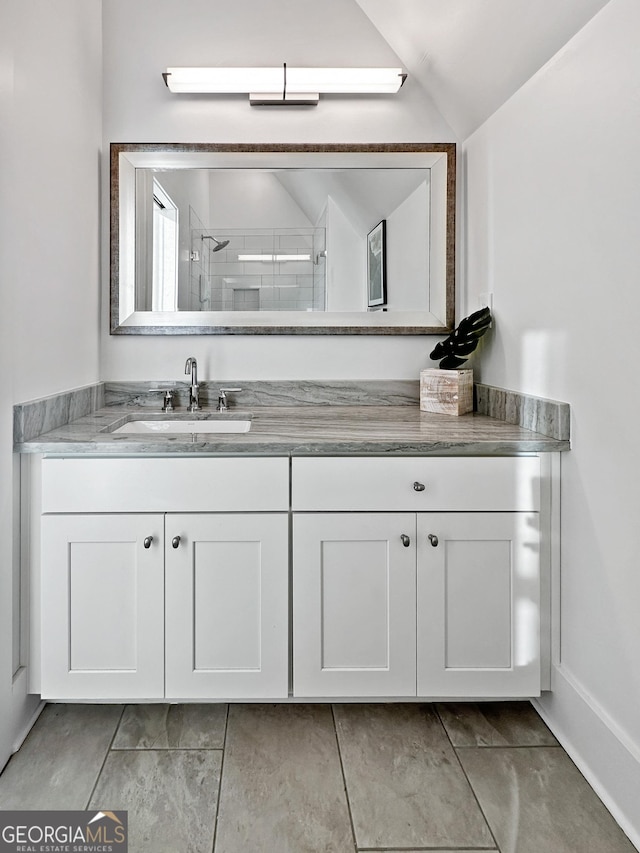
left=420, top=368, right=474, bottom=416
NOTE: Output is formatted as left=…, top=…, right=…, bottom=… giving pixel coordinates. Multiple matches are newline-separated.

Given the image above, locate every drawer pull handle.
left=172, top=536, right=181, bottom=549
left=143, top=536, right=153, bottom=549
left=428, top=533, right=439, bottom=547
left=413, top=481, right=426, bottom=492
left=400, top=534, right=411, bottom=547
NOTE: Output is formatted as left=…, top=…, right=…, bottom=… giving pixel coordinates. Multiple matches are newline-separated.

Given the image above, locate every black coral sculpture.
left=429, top=306, right=492, bottom=369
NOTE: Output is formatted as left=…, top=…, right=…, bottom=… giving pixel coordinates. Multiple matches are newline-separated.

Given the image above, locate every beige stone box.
left=420, top=368, right=474, bottom=416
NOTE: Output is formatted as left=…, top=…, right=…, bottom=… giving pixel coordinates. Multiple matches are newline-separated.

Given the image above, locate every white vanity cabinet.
left=33, top=451, right=554, bottom=702
left=164, top=512, right=288, bottom=700
left=38, top=457, right=289, bottom=701
left=292, top=456, right=542, bottom=699
left=415, top=511, right=539, bottom=697
left=293, top=512, right=418, bottom=697
left=41, top=512, right=165, bottom=699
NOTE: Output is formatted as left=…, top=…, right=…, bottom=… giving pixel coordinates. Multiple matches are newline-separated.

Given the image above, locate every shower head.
left=202, top=234, right=230, bottom=252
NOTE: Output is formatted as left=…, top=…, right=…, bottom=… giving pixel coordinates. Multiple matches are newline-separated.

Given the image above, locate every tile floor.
left=0, top=701, right=635, bottom=853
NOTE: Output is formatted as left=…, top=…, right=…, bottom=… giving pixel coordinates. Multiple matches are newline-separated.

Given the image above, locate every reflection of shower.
left=202, top=234, right=230, bottom=252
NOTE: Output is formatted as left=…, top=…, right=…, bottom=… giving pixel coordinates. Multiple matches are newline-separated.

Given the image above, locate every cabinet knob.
left=428, top=533, right=439, bottom=547
left=143, top=536, right=153, bottom=549
left=172, top=536, right=181, bottom=549
left=400, top=534, right=411, bottom=547
left=413, top=481, right=426, bottom=492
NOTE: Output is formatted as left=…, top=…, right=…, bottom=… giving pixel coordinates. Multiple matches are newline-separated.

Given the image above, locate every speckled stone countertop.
left=15, top=404, right=570, bottom=456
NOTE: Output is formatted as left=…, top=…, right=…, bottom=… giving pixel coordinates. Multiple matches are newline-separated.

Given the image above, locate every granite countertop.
left=15, top=404, right=570, bottom=456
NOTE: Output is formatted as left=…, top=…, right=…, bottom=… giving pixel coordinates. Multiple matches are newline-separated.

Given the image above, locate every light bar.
left=286, top=67, right=405, bottom=94
left=163, top=65, right=406, bottom=105
left=238, top=254, right=312, bottom=262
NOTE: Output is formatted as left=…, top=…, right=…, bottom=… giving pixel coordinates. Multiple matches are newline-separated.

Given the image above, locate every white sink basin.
left=112, top=419, right=252, bottom=435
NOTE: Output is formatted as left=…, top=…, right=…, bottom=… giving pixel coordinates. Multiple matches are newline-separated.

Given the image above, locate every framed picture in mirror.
left=367, top=219, right=387, bottom=307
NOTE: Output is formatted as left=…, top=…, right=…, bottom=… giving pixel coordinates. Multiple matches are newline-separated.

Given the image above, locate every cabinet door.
left=41, top=514, right=165, bottom=699
left=165, top=514, right=289, bottom=699
left=293, top=513, right=416, bottom=697
left=417, top=512, right=540, bottom=697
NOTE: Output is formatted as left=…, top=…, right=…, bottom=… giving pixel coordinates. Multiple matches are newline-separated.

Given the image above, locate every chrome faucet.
left=184, top=357, right=201, bottom=411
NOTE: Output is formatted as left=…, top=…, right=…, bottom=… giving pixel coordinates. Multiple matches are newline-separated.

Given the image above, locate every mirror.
left=110, top=143, right=455, bottom=335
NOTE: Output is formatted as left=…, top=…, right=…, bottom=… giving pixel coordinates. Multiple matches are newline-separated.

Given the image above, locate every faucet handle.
left=161, top=390, right=175, bottom=412
left=149, top=388, right=175, bottom=412
left=217, top=387, right=243, bottom=411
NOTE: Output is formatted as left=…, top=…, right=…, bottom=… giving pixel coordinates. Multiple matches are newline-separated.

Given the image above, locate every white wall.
left=326, top=197, right=366, bottom=311
left=0, top=0, right=102, bottom=770
left=463, top=0, right=640, bottom=844
left=386, top=180, right=430, bottom=312
left=207, top=172, right=313, bottom=230
left=101, top=0, right=456, bottom=382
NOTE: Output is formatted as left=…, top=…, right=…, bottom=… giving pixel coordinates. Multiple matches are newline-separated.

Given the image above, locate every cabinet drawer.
left=42, top=457, right=289, bottom=513
left=292, top=456, right=540, bottom=512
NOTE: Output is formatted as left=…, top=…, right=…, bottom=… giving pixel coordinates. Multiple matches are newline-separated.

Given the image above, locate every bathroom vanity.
left=17, top=394, right=567, bottom=704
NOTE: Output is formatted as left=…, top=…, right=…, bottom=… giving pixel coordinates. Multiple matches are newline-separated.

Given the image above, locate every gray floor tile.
left=112, top=703, right=227, bottom=749
left=459, top=746, right=637, bottom=853
left=215, top=704, right=354, bottom=853
left=0, top=704, right=122, bottom=809
left=437, top=701, right=558, bottom=747
left=89, top=749, right=221, bottom=853
left=334, top=703, right=494, bottom=850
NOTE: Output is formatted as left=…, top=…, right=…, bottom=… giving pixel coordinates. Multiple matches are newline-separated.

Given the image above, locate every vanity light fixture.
left=162, top=64, right=407, bottom=105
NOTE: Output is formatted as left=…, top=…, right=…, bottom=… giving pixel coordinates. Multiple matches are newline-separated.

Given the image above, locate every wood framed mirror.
left=110, top=143, right=455, bottom=335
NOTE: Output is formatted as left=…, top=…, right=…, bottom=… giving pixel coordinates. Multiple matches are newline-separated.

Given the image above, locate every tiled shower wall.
left=188, top=216, right=326, bottom=312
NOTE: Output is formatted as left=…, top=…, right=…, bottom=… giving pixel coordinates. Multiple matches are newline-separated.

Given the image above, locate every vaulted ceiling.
left=355, top=0, right=612, bottom=139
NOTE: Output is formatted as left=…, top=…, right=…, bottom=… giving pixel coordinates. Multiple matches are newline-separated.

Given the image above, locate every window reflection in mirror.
left=151, top=179, right=178, bottom=311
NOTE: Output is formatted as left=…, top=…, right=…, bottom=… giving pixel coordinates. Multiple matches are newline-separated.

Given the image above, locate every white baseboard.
left=534, top=664, right=640, bottom=851
left=11, top=698, right=45, bottom=755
